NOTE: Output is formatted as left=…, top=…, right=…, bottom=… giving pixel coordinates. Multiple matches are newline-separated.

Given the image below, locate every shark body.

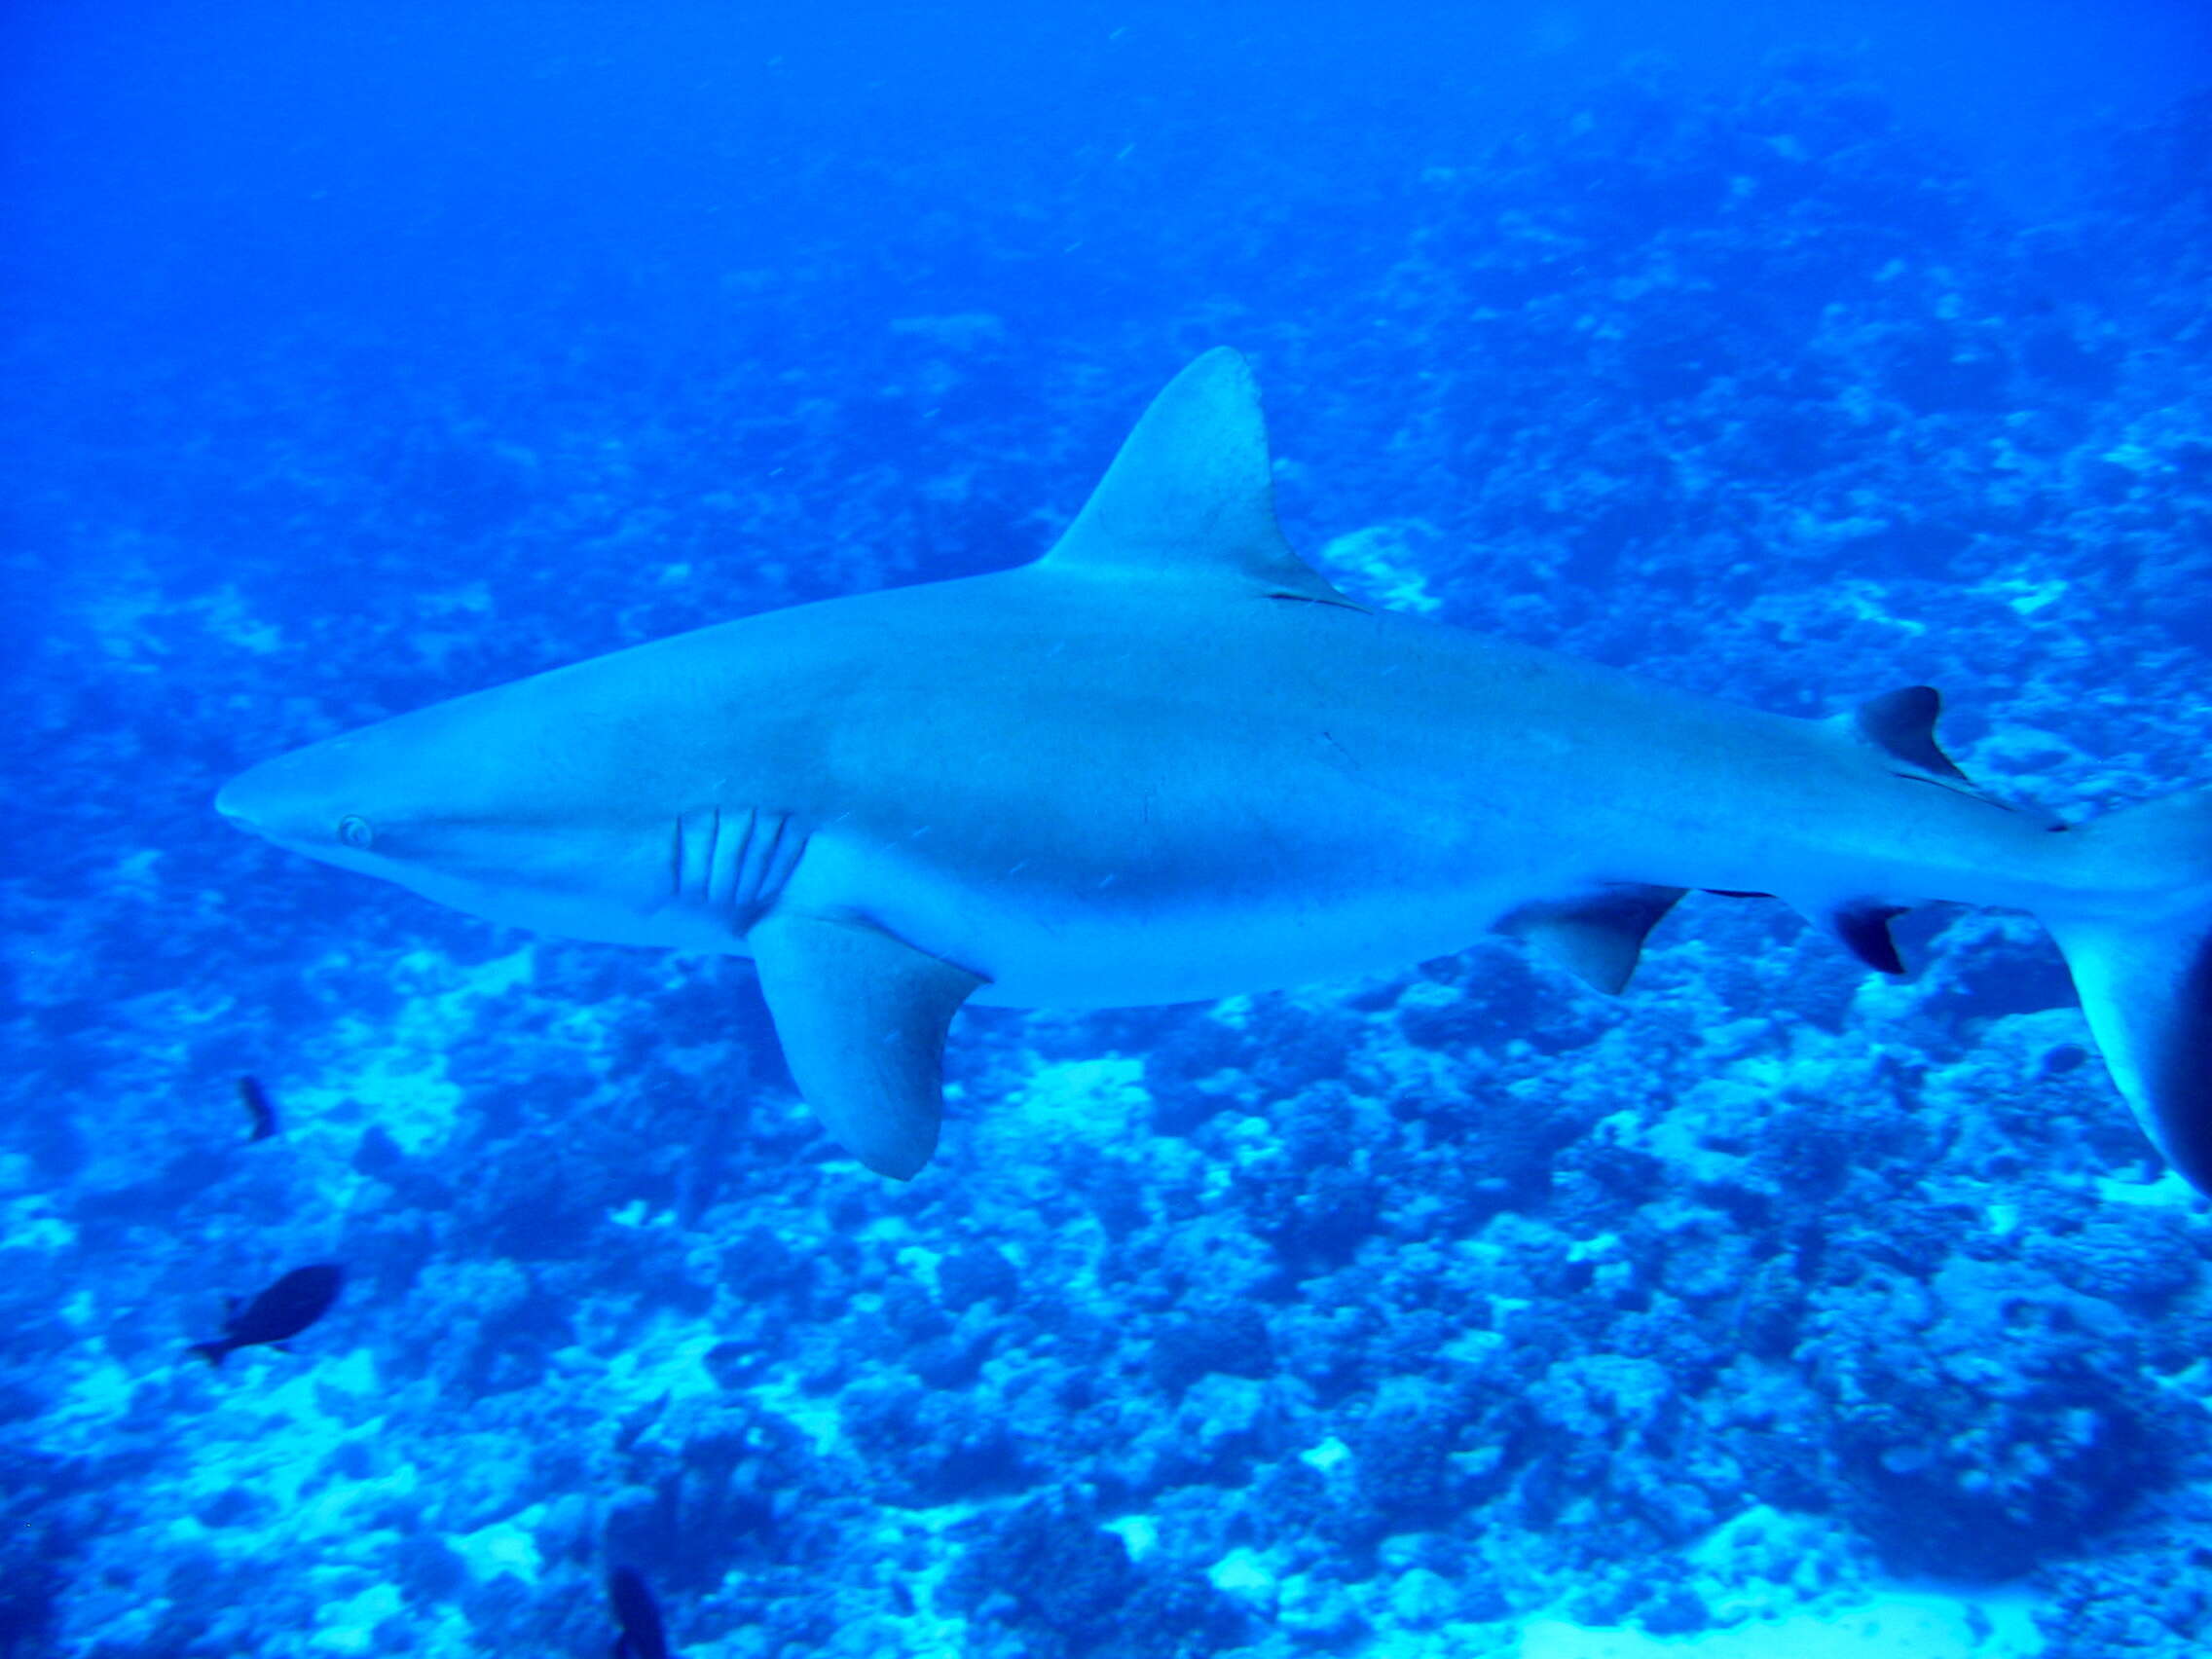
left=219, top=350, right=2212, bottom=1190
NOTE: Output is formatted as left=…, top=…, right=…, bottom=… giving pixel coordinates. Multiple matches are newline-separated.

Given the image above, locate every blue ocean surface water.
left=6, top=1, right=2212, bottom=1654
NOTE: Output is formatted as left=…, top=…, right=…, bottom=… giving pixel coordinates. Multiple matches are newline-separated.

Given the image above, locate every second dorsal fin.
left=1845, top=685, right=1971, bottom=784
left=1038, top=349, right=1360, bottom=608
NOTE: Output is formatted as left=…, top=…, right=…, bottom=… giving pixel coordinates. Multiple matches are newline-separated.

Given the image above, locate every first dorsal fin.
left=1039, top=349, right=1361, bottom=608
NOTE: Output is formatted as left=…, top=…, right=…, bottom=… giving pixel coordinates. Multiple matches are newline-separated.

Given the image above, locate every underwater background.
left=8, top=1, right=2212, bottom=1654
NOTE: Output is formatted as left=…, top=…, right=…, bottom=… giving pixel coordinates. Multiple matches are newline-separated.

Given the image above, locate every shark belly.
left=731, top=603, right=1843, bottom=1005
left=775, top=821, right=1579, bottom=1009
left=752, top=612, right=2064, bottom=1010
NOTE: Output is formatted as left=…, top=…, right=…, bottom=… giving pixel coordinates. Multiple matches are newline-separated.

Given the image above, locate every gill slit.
left=671, top=804, right=811, bottom=931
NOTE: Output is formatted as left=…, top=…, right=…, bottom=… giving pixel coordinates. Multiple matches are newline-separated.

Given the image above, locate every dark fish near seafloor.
left=237, top=1074, right=277, bottom=1142
left=188, top=1264, right=344, bottom=1367
left=608, top=1565, right=671, bottom=1659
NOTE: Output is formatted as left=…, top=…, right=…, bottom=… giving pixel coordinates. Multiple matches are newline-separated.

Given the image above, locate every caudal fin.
left=2043, top=790, right=2212, bottom=1194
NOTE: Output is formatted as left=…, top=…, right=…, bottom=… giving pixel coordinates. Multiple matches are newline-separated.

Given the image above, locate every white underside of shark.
left=219, top=350, right=2212, bottom=1191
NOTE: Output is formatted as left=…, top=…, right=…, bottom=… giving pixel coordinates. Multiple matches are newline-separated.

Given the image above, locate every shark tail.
left=2042, top=789, right=2212, bottom=1193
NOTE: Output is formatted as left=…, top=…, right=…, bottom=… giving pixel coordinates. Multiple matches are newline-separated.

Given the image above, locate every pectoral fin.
left=748, top=913, right=984, bottom=1180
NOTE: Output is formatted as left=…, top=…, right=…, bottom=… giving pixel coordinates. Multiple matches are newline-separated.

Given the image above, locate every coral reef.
left=6, top=45, right=2212, bottom=1659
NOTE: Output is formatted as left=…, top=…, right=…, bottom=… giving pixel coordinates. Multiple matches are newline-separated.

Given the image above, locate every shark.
left=218, top=350, right=2212, bottom=1192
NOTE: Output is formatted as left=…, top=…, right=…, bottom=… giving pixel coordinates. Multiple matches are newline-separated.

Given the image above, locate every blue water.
left=6, top=3, right=2212, bottom=1655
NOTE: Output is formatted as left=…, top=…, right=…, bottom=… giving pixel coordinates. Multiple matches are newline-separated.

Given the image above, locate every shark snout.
left=214, top=778, right=255, bottom=830
left=214, top=737, right=401, bottom=864
left=215, top=757, right=300, bottom=842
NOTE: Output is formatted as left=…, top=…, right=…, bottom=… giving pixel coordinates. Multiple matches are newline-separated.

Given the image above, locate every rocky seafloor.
left=6, top=63, right=2212, bottom=1659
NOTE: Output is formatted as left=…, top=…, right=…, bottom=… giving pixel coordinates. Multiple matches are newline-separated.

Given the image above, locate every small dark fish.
left=188, top=1264, right=344, bottom=1367
left=608, top=1565, right=670, bottom=1659
left=238, top=1075, right=277, bottom=1142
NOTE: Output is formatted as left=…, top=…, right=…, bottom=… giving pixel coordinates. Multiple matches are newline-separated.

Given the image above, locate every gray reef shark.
left=218, top=350, right=2212, bottom=1191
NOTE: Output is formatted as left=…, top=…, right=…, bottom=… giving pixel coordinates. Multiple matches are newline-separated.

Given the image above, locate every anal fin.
left=1826, top=902, right=1909, bottom=976
left=1502, top=884, right=1688, bottom=995
left=748, top=913, right=984, bottom=1180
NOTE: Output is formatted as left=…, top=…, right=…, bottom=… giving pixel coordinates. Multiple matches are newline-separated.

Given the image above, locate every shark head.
left=216, top=672, right=696, bottom=945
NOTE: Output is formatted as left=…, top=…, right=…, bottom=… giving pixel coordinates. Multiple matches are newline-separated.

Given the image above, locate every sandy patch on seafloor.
left=1514, top=1588, right=2043, bottom=1659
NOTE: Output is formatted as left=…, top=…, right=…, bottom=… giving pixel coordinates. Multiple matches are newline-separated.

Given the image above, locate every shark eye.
left=337, top=815, right=376, bottom=850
